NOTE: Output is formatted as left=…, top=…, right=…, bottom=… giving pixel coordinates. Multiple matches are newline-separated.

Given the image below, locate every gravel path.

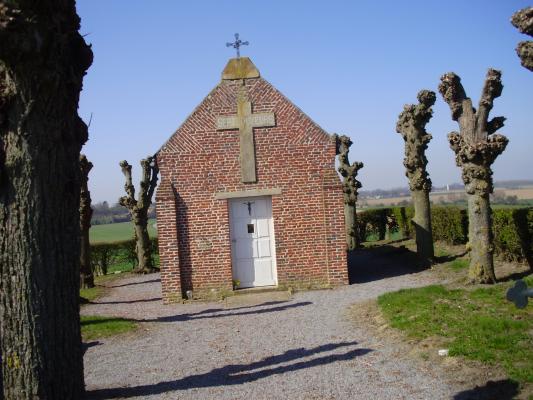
left=83, top=251, right=464, bottom=400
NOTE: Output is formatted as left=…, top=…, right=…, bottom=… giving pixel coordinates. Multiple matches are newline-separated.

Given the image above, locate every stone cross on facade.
left=216, top=98, right=275, bottom=183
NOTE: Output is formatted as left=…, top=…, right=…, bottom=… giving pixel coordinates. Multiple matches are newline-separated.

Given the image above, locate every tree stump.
left=396, top=90, right=436, bottom=266
left=119, top=157, right=159, bottom=274
left=335, top=135, right=364, bottom=250
left=80, top=154, right=95, bottom=288
left=439, top=69, right=508, bottom=284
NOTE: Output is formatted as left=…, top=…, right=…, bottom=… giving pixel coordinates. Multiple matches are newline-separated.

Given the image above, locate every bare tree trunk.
left=80, top=154, right=94, bottom=288
left=511, top=7, right=533, bottom=71
left=411, top=190, right=433, bottom=264
left=439, top=70, right=508, bottom=284
left=467, top=193, right=496, bottom=282
left=396, top=90, right=435, bottom=265
left=119, top=157, right=158, bottom=274
left=335, top=135, right=363, bottom=250
left=344, top=202, right=356, bottom=247
left=133, top=209, right=152, bottom=271
left=0, top=1, right=92, bottom=398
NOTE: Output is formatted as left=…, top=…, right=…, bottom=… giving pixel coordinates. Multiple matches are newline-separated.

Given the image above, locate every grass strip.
left=81, top=315, right=137, bottom=340
left=377, top=276, right=533, bottom=384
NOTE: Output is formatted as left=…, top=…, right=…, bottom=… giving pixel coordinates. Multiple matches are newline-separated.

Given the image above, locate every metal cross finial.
left=226, top=33, right=249, bottom=58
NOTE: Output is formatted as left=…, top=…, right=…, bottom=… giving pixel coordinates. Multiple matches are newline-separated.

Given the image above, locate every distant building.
left=155, top=57, right=348, bottom=302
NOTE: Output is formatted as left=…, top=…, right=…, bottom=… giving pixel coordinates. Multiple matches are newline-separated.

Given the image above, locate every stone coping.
left=214, top=188, right=282, bottom=200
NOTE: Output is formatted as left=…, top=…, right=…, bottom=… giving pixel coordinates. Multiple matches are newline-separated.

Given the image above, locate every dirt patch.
left=348, top=300, right=532, bottom=399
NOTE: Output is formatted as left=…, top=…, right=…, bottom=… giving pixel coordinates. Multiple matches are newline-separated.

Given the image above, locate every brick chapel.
left=155, top=56, right=348, bottom=302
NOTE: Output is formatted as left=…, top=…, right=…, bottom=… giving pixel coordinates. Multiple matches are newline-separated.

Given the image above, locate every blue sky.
left=77, top=0, right=532, bottom=203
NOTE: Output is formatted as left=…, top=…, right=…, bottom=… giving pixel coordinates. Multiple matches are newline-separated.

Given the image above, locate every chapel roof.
left=157, top=57, right=333, bottom=156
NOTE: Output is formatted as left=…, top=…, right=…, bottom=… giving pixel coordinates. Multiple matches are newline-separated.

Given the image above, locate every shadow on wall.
left=174, top=193, right=191, bottom=296
left=86, top=341, right=372, bottom=399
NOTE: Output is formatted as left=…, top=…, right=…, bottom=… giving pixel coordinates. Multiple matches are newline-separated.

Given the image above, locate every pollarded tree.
left=439, top=70, right=508, bottom=284
left=0, top=1, right=92, bottom=398
left=396, top=90, right=436, bottom=266
left=511, top=7, right=533, bottom=71
left=80, top=154, right=94, bottom=289
left=335, top=135, right=364, bottom=250
left=119, top=157, right=159, bottom=274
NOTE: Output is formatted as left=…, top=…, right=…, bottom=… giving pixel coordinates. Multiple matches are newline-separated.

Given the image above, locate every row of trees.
left=79, top=155, right=159, bottom=289
left=343, top=7, right=532, bottom=284
left=392, top=6, right=532, bottom=283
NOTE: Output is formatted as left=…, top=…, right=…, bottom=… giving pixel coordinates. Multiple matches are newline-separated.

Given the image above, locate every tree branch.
left=487, top=116, right=506, bottom=135
left=476, top=69, right=503, bottom=137
left=119, top=160, right=136, bottom=209
left=511, top=7, right=533, bottom=71
left=511, top=7, right=533, bottom=35
left=517, top=41, right=533, bottom=71
left=438, top=72, right=467, bottom=121
left=147, top=156, right=159, bottom=203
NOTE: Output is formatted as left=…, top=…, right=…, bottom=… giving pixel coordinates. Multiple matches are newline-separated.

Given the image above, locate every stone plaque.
left=194, top=237, right=213, bottom=251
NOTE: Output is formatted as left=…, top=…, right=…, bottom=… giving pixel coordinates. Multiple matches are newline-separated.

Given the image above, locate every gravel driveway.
left=83, top=252, right=464, bottom=400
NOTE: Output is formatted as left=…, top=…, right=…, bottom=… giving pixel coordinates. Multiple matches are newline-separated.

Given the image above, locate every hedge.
left=358, top=206, right=533, bottom=264
left=90, top=237, right=159, bottom=275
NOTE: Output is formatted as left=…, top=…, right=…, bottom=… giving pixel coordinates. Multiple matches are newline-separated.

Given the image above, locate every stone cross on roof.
left=226, top=33, right=249, bottom=58
left=216, top=98, right=275, bottom=183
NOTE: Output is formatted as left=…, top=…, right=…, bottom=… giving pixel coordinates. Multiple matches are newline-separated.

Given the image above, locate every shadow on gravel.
left=137, top=301, right=313, bottom=323
left=348, top=245, right=422, bottom=284
left=82, top=341, right=101, bottom=355
left=95, top=297, right=162, bottom=305
left=498, top=269, right=533, bottom=283
left=434, top=250, right=468, bottom=264
left=453, top=379, right=519, bottom=400
left=108, top=278, right=161, bottom=288
left=86, top=341, right=372, bottom=399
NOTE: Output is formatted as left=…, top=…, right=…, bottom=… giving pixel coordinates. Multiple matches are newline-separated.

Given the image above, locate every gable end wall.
left=156, top=77, right=347, bottom=301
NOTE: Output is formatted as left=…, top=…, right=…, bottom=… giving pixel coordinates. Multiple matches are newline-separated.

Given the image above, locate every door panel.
left=229, top=197, right=276, bottom=288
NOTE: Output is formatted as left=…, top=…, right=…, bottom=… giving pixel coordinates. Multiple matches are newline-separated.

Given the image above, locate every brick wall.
left=156, top=75, right=348, bottom=302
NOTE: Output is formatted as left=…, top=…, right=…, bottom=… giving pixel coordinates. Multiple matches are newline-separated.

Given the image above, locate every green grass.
left=90, top=219, right=157, bottom=244
left=81, top=315, right=137, bottom=340
left=80, top=286, right=104, bottom=302
left=449, top=258, right=469, bottom=271
left=79, top=273, right=128, bottom=302
left=377, top=277, right=533, bottom=384
left=364, top=230, right=403, bottom=242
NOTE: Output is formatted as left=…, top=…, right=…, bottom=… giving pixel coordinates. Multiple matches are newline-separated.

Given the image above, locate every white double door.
left=229, top=196, right=277, bottom=288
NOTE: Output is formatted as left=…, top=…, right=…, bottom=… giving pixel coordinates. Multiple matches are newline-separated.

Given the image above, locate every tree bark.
left=133, top=208, right=152, bottom=272
left=439, top=70, right=508, bottom=284
left=411, top=189, right=433, bottom=265
left=467, top=192, right=496, bottom=283
left=0, top=2, right=92, bottom=399
left=335, top=135, right=363, bottom=250
left=80, top=154, right=94, bottom=289
left=511, top=7, right=533, bottom=71
left=119, top=157, right=158, bottom=274
left=396, top=90, right=435, bottom=265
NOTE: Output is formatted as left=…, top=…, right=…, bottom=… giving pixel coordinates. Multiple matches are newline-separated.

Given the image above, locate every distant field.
left=361, top=187, right=533, bottom=208
left=90, top=219, right=157, bottom=244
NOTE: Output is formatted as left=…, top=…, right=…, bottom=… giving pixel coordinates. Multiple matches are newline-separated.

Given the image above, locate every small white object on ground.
left=438, top=349, right=449, bottom=356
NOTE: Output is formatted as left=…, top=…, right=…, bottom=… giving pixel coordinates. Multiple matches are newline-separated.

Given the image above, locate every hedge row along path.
left=83, top=251, right=489, bottom=400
